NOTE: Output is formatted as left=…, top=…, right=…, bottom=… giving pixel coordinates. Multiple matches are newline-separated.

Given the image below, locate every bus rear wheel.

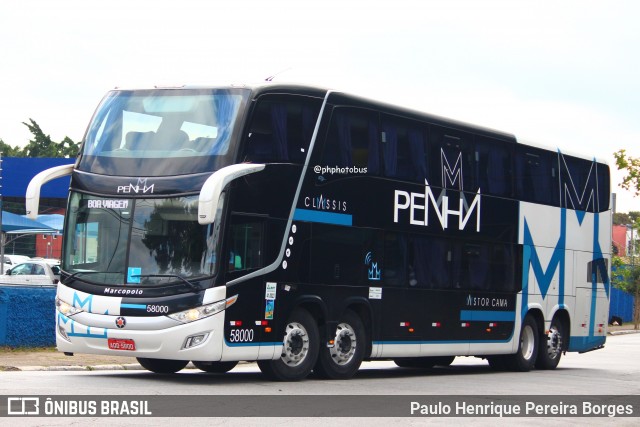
left=504, top=314, right=539, bottom=372
left=314, top=310, right=365, bottom=379
left=258, top=308, right=319, bottom=381
left=136, top=358, right=189, bottom=374
left=193, top=361, right=238, bottom=373
left=535, top=318, right=565, bottom=370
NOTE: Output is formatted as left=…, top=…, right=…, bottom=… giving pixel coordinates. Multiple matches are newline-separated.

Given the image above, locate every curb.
left=17, top=363, right=144, bottom=372
left=608, top=329, right=640, bottom=336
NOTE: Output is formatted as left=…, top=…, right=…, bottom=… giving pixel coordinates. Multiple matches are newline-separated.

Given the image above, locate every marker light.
left=169, top=295, right=238, bottom=324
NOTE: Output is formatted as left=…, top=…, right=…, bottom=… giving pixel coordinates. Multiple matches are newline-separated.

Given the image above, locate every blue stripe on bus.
left=567, top=335, right=605, bottom=352
left=460, top=310, right=515, bottom=322
left=120, top=304, right=147, bottom=310
left=373, top=339, right=512, bottom=345
left=293, top=208, right=353, bottom=226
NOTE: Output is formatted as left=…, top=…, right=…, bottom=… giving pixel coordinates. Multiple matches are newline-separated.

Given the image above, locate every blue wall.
left=0, top=285, right=56, bottom=347
left=609, top=286, right=635, bottom=323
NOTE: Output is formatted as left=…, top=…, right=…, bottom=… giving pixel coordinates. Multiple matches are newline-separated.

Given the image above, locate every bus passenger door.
left=222, top=214, right=268, bottom=361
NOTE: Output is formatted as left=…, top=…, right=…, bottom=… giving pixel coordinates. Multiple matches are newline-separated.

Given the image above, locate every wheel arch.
left=343, top=297, right=374, bottom=359
left=524, top=307, right=545, bottom=340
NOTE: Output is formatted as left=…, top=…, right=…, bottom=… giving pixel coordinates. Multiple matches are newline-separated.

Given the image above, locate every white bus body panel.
left=519, top=202, right=611, bottom=351
left=55, top=283, right=282, bottom=362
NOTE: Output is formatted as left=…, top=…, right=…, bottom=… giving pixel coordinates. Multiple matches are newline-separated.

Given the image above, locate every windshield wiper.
left=132, top=274, right=201, bottom=292
left=64, top=271, right=123, bottom=283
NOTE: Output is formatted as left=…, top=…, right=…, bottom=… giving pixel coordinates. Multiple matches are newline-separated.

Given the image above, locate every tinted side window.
left=242, top=95, right=322, bottom=164
left=515, top=145, right=559, bottom=206
left=309, top=224, right=382, bottom=286
left=407, top=235, right=517, bottom=292
left=227, top=216, right=263, bottom=273
left=379, top=115, right=428, bottom=182
left=428, top=126, right=475, bottom=192
left=559, top=154, right=600, bottom=212
left=597, top=163, right=610, bottom=212
left=475, top=136, right=513, bottom=198
left=322, top=108, right=381, bottom=174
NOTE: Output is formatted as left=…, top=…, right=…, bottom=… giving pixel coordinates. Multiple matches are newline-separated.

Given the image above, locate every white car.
left=30, top=257, right=61, bottom=266
left=1, top=254, right=31, bottom=273
left=2, top=260, right=60, bottom=285
left=3, top=254, right=31, bottom=265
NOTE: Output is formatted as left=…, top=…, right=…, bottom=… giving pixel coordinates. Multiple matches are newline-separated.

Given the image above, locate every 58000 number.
left=229, top=328, right=254, bottom=342
left=146, top=305, right=169, bottom=314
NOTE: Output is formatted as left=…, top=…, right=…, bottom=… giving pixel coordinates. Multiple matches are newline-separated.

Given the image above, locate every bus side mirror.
left=26, top=164, right=74, bottom=219
left=198, top=163, right=265, bottom=224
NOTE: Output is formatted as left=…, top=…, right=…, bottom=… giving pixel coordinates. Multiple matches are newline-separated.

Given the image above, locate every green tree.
left=613, top=149, right=640, bottom=329
left=613, top=212, right=630, bottom=225
left=614, top=149, right=640, bottom=195
left=0, top=139, right=20, bottom=156
left=1, top=120, right=80, bottom=158
left=20, top=119, right=80, bottom=158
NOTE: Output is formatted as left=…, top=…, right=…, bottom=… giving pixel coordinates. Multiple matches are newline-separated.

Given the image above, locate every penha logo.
left=117, top=178, right=155, bottom=194
left=393, top=148, right=481, bottom=232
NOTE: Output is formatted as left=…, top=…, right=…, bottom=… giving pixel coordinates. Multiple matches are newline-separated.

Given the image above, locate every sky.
left=1, top=0, right=638, bottom=212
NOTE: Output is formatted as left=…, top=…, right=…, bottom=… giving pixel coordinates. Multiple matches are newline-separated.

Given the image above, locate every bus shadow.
left=96, top=361, right=590, bottom=385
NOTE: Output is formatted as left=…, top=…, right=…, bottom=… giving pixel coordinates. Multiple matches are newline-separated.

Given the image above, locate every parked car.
left=3, top=254, right=31, bottom=265
left=30, top=257, right=61, bottom=266
left=1, top=260, right=60, bottom=285
left=1, top=254, right=31, bottom=274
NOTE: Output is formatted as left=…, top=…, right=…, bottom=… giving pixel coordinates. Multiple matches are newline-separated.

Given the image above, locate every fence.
left=0, top=285, right=56, bottom=347
left=609, top=286, right=635, bottom=323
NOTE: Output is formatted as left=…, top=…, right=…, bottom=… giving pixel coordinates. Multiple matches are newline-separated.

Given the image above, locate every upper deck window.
left=78, top=88, right=248, bottom=176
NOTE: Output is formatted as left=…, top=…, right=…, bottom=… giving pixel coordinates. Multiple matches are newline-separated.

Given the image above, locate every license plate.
left=108, top=338, right=136, bottom=351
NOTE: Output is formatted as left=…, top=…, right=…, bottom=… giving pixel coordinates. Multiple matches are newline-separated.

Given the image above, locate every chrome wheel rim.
left=281, top=321, right=309, bottom=366
left=546, top=325, right=563, bottom=360
left=329, top=322, right=357, bottom=366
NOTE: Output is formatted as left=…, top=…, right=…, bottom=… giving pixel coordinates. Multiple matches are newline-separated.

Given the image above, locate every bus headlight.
left=168, top=294, right=237, bottom=324
left=56, top=297, right=84, bottom=316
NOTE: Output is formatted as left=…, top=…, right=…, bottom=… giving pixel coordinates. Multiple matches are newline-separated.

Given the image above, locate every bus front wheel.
left=136, top=357, right=189, bottom=374
left=193, top=361, right=238, bottom=373
left=314, top=310, right=365, bottom=379
left=257, top=308, right=319, bottom=381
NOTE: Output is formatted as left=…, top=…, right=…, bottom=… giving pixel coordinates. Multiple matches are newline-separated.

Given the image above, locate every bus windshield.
left=63, top=192, right=221, bottom=287
left=78, top=88, right=248, bottom=176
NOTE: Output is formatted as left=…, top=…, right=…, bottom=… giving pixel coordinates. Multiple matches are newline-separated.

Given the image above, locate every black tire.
left=487, top=355, right=509, bottom=371
left=314, top=310, right=366, bottom=379
left=394, top=356, right=455, bottom=369
left=193, top=360, right=238, bottom=373
left=136, top=358, right=189, bottom=374
left=504, top=314, right=539, bottom=372
left=257, top=308, right=319, bottom=381
left=535, top=317, right=565, bottom=370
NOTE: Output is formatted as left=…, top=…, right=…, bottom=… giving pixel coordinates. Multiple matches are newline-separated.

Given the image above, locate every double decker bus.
left=26, top=84, right=611, bottom=380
